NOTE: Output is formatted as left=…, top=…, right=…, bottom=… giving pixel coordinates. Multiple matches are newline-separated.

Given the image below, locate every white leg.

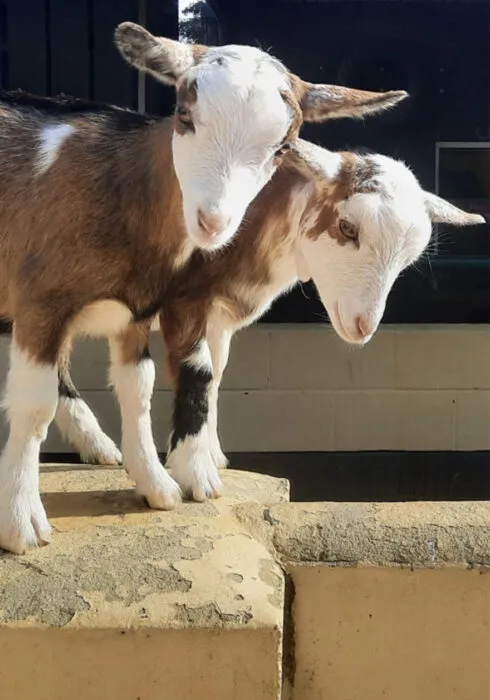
left=166, top=340, right=223, bottom=501
left=0, top=342, right=58, bottom=553
left=55, top=396, right=122, bottom=465
left=207, top=384, right=228, bottom=469
left=109, top=338, right=181, bottom=509
left=206, top=320, right=233, bottom=470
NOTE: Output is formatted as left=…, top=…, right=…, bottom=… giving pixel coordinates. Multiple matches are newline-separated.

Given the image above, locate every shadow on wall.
left=41, top=450, right=490, bottom=502
left=231, top=451, right=490, bottom=502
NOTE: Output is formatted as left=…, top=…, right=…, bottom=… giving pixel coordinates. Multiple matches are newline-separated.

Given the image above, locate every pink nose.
left=356, top=315, right=373, bottom=339
left=197, top=209, right=231, bottom=238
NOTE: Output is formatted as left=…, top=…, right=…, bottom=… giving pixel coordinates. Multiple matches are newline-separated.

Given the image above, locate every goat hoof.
left=0, top=489, right=52, bottom=554
left=80, top=438, right=122, bottom=467
left=136, top=468, right=182, bottom=511
left=166, top=444, right=223, bottom=502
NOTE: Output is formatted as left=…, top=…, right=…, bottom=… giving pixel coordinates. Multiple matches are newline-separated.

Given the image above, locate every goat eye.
left=339, top=218, right=359, bottom=241
left=176, top=106, right=192, bottom=125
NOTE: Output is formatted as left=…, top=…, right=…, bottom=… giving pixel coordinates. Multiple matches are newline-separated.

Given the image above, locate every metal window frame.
left=434, top=140, right=489, bottom=256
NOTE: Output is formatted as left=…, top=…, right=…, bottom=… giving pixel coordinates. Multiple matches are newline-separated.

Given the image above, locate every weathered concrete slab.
left=3, top=465, right=490, bottom=700
left=236, top=500, right=490, bottom=566
left=0, top=466, right=289, bottom=700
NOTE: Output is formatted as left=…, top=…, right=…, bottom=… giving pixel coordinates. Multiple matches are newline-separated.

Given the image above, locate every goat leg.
left=109, top=322, right=181, bottom=510
left=55, top=356, right=122, bottom=466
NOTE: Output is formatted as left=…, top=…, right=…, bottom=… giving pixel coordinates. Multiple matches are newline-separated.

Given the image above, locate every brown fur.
left=176, top=78, right=198, bottom=108
left=174, top=78, right=198, bottom=135
left=117, top=321, right=153, bottom=366
left=305, top=151, right=380, bottom=244
left=291, top=77, right=407, bottom=123
left=279, top=88, right=303, bottom=146
left=0, top=84, right=394, bottom=374
left=159, top=160, right=314, bottom=368
left=114, top=22, right=209, bottom=85
left=155, top=149, right=388, bottom=369
left=0, top=101, right=186, bottom=364
left=190, top=44, right=208, bottom=63
left=337, top=151, right=381, bottom=196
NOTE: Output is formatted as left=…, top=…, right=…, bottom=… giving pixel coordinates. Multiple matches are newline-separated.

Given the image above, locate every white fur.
left=109, top=343, right=181, bottom=509
left=298, top=146, right=432, bottom=345
left=0, top=344, right=58, bottom=553
left=166, top=426, right=223, bottom=501
left=72, top=300, right=133, bottom=338
left=206, top=312, right=233, bottom=470
left=21, top=141, right=473, bottom=521
left=295, top=140, right=343, bottom=180
left=150, top=316, right=161, bottom=332
left=172, top=46, right=294, bottom=251
left=186, top=338, right=213, bottom=374
left=55, top=396, right=122, bottom=465
left=35, top=123, right=76, bottom=176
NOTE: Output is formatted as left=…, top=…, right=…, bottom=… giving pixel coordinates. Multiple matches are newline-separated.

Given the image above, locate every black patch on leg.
left=170, top=363, right=212, bottom=451
left=140, top=345, right=152, bottom=361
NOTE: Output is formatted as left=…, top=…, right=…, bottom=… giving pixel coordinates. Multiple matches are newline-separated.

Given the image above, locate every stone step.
left=0, top=466, right=289, bottom=700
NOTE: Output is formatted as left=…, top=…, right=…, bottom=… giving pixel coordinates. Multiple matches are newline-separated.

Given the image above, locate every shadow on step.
left=41, top=489, right=150, bottom=518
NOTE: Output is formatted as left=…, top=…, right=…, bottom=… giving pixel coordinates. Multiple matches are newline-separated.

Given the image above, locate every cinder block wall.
left=0, top=324, right=488, bottom=452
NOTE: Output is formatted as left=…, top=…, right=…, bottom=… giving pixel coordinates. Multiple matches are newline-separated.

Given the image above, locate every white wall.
left=0, top=324, right=489, bottom=453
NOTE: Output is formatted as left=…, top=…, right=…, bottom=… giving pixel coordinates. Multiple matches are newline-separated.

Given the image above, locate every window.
left=436, top=142, right=489, bottom=230
left=398, top=142, right=490, bottom=324
left=432, top=142, right=489, bottom=283
left=253, top=0, right=490, bottom=325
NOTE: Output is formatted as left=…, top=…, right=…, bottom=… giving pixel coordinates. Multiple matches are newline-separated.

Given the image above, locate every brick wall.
left=0, top=325, right=488, bottom=453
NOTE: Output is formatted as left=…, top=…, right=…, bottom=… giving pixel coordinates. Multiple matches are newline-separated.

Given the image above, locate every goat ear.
left=423, top=191, right=486, bottom=225
left=296, top=80, right=408, bottom=122
left=114, top=22, right=207, bottom=85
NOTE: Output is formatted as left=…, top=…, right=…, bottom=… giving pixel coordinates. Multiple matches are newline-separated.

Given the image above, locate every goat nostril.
left=197, top=209, right=231, bottom=237
left=197, top=209, right=210, bottom=234
left=357, top=316, right=370, bottom=338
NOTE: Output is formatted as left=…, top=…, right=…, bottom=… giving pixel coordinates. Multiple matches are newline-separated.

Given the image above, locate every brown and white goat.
left=0, top=129, right=483, bottom=553
left=106, top=22, right=407, bottom=251
left=0, top=67, right=406, bottom=553
left=62, top=141, right=484, bottom=504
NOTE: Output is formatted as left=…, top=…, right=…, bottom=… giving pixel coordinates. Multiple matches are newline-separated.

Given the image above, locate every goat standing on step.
left=0, top=24, right=407, bottom=553
left=62, top=142, right=483, bottom=506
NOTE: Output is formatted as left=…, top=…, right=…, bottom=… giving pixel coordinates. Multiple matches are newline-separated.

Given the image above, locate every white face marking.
left=300, top=153, right=432, bottom=345
left=35, top=123, right=76, bottom=177
left=172, top=45, right=295, bottom=251
left=0, top=342, right=57, bottom=553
